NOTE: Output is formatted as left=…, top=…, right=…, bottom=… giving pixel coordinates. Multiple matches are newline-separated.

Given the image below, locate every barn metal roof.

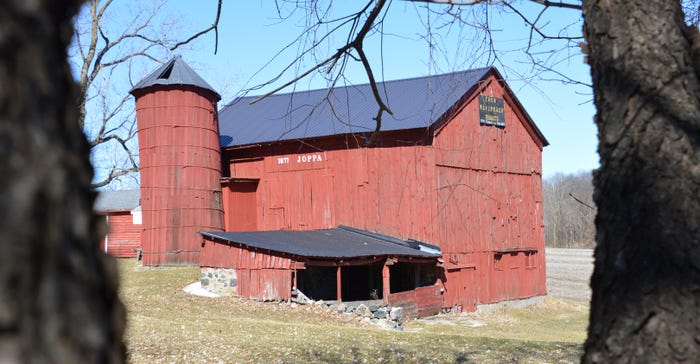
left=200, top=225, right=441, bottom=260
left=130, top=55, right=221, bottom=100
left=218, top=67, right=548, bottom=148
left=218, top=68, right=492, bottom=147
left=94, top=189, right=140, bottom=212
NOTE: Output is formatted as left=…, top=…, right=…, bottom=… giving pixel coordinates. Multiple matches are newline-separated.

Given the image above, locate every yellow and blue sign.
left=479, top=95, right=505, bottom=127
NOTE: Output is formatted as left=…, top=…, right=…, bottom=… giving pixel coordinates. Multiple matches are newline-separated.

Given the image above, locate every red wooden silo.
left=130, top=55, right=223, bottom=265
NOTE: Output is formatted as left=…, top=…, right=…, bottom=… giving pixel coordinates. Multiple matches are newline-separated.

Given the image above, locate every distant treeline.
left=543, top=171, right=596, bottom=248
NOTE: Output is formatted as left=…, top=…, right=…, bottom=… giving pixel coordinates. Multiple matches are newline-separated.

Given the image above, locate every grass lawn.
left=119, top=259, right=588, bottom=363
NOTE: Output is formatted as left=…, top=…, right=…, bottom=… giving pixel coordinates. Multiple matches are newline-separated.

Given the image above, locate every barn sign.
left=478, top=95, right=505, bottom=127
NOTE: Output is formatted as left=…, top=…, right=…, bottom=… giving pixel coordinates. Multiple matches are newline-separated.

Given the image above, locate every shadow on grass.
left=306, top=343, right=582, bottom=364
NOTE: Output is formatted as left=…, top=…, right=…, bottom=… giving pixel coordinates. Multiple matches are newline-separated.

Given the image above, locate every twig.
left=569, top=193, right=595, bottom=210
left=171, top=0, right=222, bottom=54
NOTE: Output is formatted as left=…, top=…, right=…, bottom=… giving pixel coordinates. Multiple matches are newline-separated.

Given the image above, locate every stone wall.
left=201, top=267, right=237, bottom=296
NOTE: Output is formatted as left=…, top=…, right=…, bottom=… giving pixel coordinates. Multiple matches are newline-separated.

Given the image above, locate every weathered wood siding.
left=134, top=85, right=224, bottom=265
left=432, top=75, right=546, bottom=306
left=100, top=212, right=141, bottom=258
left=387, top=285, right=443, bottom=318
left=200, top=238, right=294, bottom=300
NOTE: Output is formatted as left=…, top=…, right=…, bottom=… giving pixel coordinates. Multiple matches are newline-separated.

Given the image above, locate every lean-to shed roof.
left=200, top=225, right=441, bottom=260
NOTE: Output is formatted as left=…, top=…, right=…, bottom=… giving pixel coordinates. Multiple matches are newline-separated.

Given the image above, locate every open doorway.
left=296, top=266, right=337, bottom=301
left=341, top=263, right=383, bottom=301
left=389, top=262, right=439, bottom=294
left=296, top=262, right=385, bottom=302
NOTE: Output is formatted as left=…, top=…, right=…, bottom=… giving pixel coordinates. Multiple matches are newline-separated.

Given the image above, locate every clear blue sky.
left=94, top=0, right=599, bottom=179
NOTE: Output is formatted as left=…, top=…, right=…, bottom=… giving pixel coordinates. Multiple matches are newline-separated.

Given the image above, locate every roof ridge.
left=223, top=67, right=493, bottom=107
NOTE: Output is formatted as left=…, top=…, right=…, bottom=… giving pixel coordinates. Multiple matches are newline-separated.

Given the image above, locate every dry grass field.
left=545, top=248, right=594, bottom=301
left=119, top=258, right=589, bottom=363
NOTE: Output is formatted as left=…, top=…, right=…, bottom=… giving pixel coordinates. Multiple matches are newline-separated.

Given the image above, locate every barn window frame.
left=525, top=250, right=537, bottom=269
left=494, top=253, right=504, bottom=271
left=508, top=252, right=521, bottom=269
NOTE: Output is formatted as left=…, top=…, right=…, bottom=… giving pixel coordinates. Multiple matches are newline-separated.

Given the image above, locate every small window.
left=509, top=252, right=520, bottom=269
left=494, top=253, right=504, bottom=271
left=525, top=251, right=537, bottom=269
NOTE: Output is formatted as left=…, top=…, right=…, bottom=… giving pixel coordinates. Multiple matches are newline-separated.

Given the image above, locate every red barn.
left=95, top=189, right=142, bottom=258
left=200, top=66, right=548, bottom=313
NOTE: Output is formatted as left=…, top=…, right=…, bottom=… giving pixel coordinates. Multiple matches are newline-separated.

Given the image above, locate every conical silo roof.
left=130, top=55, right=220, bottom=100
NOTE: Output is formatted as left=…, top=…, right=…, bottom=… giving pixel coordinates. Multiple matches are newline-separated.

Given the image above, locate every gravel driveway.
left=545, top=248, right=594, bottom=301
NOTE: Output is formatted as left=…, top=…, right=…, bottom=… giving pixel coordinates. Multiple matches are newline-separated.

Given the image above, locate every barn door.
left=226, top=179, right=259, bottom=231
left=447, top=267, right=476, bottom=312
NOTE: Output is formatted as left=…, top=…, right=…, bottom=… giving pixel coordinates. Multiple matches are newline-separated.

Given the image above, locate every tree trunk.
left=0, top=1, right=125, bottom=363
left=582, top=0, right=700, bottom=362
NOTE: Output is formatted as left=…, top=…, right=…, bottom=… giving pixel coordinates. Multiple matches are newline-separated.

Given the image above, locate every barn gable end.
left=430, top=70, right=547, bottom=307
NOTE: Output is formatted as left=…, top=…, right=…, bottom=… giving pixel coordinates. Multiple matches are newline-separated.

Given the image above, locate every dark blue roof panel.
left=218, top=68, right=493, bottom=147
left=200, top=226, right=441, bottom=259
left=130, top=55, right=220, bottom=100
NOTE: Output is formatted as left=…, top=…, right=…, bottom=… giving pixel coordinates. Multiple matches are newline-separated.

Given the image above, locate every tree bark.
left=0, top=1, right=125, bottom=363
left=582, top=0, right=700, bottom=362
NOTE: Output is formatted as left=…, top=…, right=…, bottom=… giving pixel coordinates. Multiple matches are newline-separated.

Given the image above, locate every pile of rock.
left=290, top=289, right=406, bottom=330
left=330, top=302, right=405, bottom=330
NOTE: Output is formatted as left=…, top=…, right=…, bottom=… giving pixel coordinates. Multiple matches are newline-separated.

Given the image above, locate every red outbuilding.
left=198, top=66, right=549, bottom=314
left=95, top=189, right=142, bottom=258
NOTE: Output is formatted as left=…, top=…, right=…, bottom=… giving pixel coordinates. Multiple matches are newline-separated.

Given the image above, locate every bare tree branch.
left=407, top=0, right=486, bottom=5
left=528, top=0, right=581, bottom=10
left=251, top=0, right=587, bottom=149
left=73, top=0, right=177, bottom=189
left=91, top=166, right=140, bottom=189
left=569, top=192, right=595, bottom=210
left=251, top=0, right=393, bottom=146
left=407, top=0, right=582, bottom=11
left=74, top=0, right=229, bottom=189
left=171, top=0, right=223, bottom=53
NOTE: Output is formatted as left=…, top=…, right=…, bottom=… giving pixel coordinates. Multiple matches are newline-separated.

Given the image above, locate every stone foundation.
left=200, top=267, right=237, bottom=296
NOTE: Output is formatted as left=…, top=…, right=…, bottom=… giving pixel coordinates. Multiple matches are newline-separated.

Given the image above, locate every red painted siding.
left=387, top=285, right=443, bottom=318
left=430, top=76, right=546, bottom=306
left=237, top=269, right=292, bottom=301
left=104, top=212, right=141, bottom=258
left=211, top=73, right=546, bottom=310
left=222, top=179, right=259, bottom=231
left=134, top=85, right=224, bottom=265
left=200, top=239, right=294, bottom=300
left=200, top=239, right=295, bottom=269
left=441, top=266, right=477, bottom=312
